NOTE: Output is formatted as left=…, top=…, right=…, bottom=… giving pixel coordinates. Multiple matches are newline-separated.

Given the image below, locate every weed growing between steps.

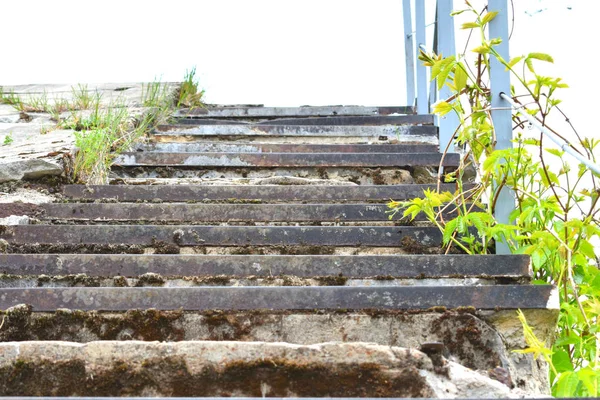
left=0, top=71, right=205, bottom=184
left=388, top=2, right=600, bottom=396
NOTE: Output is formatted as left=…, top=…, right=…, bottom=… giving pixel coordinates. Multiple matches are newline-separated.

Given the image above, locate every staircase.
left=0, top=105, right=557, bottom=397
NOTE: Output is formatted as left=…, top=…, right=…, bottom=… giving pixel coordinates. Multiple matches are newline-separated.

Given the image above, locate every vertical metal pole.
left=415, top=1, right=427, bottom=115
left=436, top=0, right=457, bottom=152
left=489, top=0, right=514, bottom=255
left=403, top=0, right=416, bottom=108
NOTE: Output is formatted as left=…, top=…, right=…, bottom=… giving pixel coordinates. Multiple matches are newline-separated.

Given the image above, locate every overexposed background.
left=0, top=0, right=591, bottom=131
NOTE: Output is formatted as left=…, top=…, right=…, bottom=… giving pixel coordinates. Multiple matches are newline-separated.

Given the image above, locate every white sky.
left=0, top=0, right=595, bottom=131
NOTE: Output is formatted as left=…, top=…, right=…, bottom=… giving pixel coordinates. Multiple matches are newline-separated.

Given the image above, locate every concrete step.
left=113, top=152, right=459, bottom=168
left=0, top=341, right=528, bottom=397
left=133, top=142, right=439, bottom=153
left=174, top=105, right=417, bottom=118
left=62, top=183, right=465, bottom=202
left=0, top=254, right=531, bottom=279
left=0, top=285, right=554, bottom=311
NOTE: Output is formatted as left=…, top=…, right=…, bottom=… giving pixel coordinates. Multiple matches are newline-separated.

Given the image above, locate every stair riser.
left=110, top=166, right=431, bottom=185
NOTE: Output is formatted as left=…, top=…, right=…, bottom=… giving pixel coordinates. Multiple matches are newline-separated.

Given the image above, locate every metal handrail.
left=499, top=92, right=600, bottom=175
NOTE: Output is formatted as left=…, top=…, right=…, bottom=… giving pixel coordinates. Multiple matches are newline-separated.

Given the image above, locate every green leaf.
left=433, top=101, right=453, bottom=116
left=506, top=56, right=523, bottom=71
left=554, top=371, right=582, bottom=397
left=545, top=148, right=564, bottom=157
left=472, top=45, right=490, bottom=54
left=551, top=349, right=573, bottom=373
left=443, top=219, right=458, bottom=245
left=481, top=11, right=499, bottom=25
left=454, top=64, right=468, bottom=93
left=577, top=368, right=600, bottom=397
left=450, top=9, right=467, bottom=16
left=436, top=56, right=456, bottom=90
left=525, top=58, right=535, bottom=73
left=461, top=21, right=480, bottom=29
left=528, top=52, right=554, bottom=63
left=578, top=240, right=596, bottom=260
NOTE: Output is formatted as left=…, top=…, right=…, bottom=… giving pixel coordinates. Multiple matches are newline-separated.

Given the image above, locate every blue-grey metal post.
left=415, top=0, right=428, bottom=114
left=436, top=0, right=458, bottom=153
left=489, top=0, right=514, bottom=255
left=403, top=0, right=416, bottom=108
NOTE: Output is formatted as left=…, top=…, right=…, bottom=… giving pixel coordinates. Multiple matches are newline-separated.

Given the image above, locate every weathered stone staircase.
left=0, top=105, right=557, bottom=397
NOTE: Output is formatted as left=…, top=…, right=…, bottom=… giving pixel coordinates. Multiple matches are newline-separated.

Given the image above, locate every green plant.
left=2, top=133, right=13, bottom=146
left=388, top=2, right=600, bottom=396
left=71, top=84, right=101, bottom=110
left=176, top=66, right=205, bottom=108
left=142, top=79, right=171, bottom=108
left=0, top=89, right=24, bottom=110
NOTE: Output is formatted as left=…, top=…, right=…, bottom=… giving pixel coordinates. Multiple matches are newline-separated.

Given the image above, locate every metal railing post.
left=436, top=0, right=457, bottom=152
left=403, top=0, right=416, bottom=108
left=489, top=0, right=514, bottom=255
left=415, top=1, right=428, bottom=115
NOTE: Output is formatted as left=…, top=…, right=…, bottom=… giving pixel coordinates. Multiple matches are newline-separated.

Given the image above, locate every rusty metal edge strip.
left=134, top=143, right=440, bottom=153
left=112, top=152, right=459, bottom=168
left=0, top=225, right=442, bottom=247
left=0, top=254, right=531, bottom=279
left=0, top=285, right=555, bottom=311
left=62, top=184, right=468, bottom=202
left=173, top=114, right=433, bottom=126
left=41, top=203, right=393, bottom=221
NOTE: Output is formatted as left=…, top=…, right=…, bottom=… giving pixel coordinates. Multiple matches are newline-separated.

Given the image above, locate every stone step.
left=0, top=225, right=441, bottom=247
left=174, top=105, right=417, bottom=118
left=153, top=124, right=437, bottom=144
left=62, top=183, right=464, bottom=202
left=134, top=142, right=439, bottom=153
left=0, top=254, right=531, bottom=279
left=0, top=341, right=527, bottom=397
left=173, top=114, right=433, bottom=125
left=0, top=285, right=555, bottom=311
left=113, top=152, right=458, bottom=168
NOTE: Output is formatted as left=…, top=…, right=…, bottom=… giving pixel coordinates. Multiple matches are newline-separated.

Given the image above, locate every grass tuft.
left=175, top=66, right=205, bottom=109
